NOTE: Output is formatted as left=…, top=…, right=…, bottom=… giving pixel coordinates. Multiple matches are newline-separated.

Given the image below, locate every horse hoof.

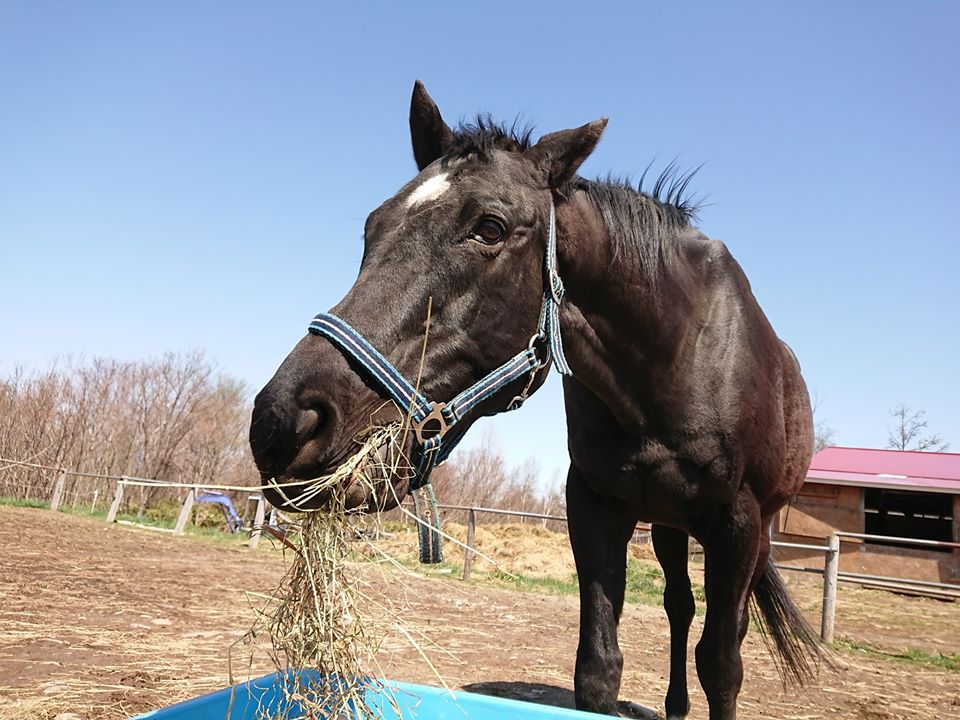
left=618, top=700, right=660, bottom=719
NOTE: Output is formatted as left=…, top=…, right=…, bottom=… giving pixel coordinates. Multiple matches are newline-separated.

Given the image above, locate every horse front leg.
left=696, top=491, right=761, bottom=720
left=567, top=466, right=637, bottom=715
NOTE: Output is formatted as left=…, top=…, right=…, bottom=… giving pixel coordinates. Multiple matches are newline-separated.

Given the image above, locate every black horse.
left=250, top=82, right=825, bottom=719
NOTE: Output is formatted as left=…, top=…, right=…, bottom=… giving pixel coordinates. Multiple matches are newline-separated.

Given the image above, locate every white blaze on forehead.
left=405, top=172, right=451, bottom=208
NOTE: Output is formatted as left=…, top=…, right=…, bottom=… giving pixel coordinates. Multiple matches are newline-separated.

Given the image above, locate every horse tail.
left=751, top=559, right=832, bottom=686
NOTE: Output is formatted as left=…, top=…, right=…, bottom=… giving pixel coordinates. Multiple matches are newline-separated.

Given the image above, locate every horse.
left=249, top=81, right=826, bottom=719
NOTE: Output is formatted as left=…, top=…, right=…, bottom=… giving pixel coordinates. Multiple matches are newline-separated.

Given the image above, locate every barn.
left=775, top=446, right=960, bottom=585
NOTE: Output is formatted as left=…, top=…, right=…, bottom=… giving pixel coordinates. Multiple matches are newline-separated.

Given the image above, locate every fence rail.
left=4, top=455, right=958, bottom=640
left=428, top=502, right=959, bottom=643
left=103, top=477, right=271, bottom=546
left=428, top=501, right=842, bottom=642
left=435, top=503, right=568, bottom=523
left=836, top=530, right=960, bottom=550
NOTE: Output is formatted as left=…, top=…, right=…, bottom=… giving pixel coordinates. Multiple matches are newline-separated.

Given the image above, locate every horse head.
left=249, top=81, right=605, bottom=512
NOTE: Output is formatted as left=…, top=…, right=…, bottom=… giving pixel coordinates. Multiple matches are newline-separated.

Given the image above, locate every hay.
left=263, top=423, right=404, bottom=513
left=231, top=364, right=513, bottom=720
left=237, top=423, right=410, bottom=720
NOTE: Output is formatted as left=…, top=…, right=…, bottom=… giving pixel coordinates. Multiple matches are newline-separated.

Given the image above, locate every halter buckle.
left=414, top=402, right=450, bottom=445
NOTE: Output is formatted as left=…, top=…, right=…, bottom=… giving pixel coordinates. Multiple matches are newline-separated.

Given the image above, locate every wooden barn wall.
left=774, top=483, right=959, bottom=584
left=777, top=484, right=864, bottom=538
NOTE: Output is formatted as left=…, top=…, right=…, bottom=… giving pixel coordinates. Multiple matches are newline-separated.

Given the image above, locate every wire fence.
left=4, top=455, right=958, bottom=641
left=430, top=503, right=960, bottom=643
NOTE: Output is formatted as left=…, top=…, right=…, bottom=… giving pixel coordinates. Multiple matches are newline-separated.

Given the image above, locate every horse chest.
left=570, top=431, right=736, bottom=528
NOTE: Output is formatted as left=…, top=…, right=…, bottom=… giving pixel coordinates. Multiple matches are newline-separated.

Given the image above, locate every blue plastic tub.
left=131, top=672, right=608, bottom=719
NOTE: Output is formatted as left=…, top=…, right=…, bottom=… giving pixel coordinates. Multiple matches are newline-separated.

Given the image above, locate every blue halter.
left=307, top=200, right=571, bottom=561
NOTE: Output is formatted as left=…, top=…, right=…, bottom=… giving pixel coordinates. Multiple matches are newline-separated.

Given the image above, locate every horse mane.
left=445, top=115, right=702, bottom=280
left=570, top=167, right=702, bottom=280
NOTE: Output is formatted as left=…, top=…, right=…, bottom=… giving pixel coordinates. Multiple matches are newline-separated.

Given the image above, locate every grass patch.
left=625, top=560, right=664, bottom=604
left=0, top=496, right=49, bottom=509
left=107, top=511, right=253, bottom=542
left=456, top=559, right=707, bottom=611
left=490, top=569, right=580, bottom=596
left=834, top=637, right=960, bottom=673
left=0, top=496, right=258, bottom=545
left=624, top=560, right=706, bottom=607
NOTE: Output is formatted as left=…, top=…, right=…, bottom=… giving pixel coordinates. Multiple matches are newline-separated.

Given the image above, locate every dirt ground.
left=1, top=507, right=958, bottom=720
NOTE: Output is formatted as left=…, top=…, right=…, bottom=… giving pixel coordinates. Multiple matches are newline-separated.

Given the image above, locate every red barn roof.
left=807, top=446, right=960, bottom=494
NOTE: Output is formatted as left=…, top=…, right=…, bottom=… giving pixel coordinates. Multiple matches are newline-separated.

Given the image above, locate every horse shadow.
left=462, top=681, right=659, bottom=719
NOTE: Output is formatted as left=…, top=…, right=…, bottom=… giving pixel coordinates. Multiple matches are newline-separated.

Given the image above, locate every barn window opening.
left=863, top=489, right=953, bottom=552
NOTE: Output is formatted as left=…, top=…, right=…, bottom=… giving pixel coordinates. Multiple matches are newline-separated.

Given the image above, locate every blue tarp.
left=195, top=491, right=242, bottom=532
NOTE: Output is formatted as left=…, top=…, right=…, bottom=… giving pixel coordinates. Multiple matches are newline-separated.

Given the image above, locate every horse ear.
left=526, top=118, right=608, bottom=189
left=409, top=80, right=454, bottom=171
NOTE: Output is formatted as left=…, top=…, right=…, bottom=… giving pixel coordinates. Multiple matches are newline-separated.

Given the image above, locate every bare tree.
left=425, top=429, right=570, bottom=529
left=2, top=355, right=581, bottom=526
left=814, top=423, right=835, bottom=453
left=811, top=390, right=836, bottom=453
left=0, top=353, right=259, bottom=504
left=887, top=404, right=949, bottom=452
left=430, top=430, right=510, bottom=511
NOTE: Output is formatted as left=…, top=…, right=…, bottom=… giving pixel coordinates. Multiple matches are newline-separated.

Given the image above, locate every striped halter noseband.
left=307, top=200, right=571, bottom=561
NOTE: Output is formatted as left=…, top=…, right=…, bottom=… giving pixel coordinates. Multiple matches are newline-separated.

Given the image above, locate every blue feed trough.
left=131, top=672, right=610, bottom=719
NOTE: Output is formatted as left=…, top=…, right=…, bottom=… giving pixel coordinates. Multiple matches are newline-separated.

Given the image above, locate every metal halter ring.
left=413, top=402, right=450, bottom=445
left=527, top=332, right=551, bottom=369
left=507, top=334, right=551, bottom=411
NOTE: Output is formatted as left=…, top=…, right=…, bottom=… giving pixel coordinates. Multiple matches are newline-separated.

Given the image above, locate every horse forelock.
left=442, top=114, right=535, bottom=164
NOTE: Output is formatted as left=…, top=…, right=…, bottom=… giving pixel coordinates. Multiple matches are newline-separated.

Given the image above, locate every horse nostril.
left=249, top=405, right=290, bottom=477
left=295, top=408, right=321, bottom=442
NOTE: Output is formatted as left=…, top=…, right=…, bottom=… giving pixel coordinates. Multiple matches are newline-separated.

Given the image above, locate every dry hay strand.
left=233, top=403, right=511, bottom=718
left=235, top=423, right=409, bottom=720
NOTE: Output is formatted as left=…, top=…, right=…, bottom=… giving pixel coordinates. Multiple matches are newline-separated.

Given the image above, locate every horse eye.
left=471, top=219, right=506, bottom=245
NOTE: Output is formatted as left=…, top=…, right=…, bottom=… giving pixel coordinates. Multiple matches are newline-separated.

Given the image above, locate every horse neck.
left=555, top=192, right=699, bottom=413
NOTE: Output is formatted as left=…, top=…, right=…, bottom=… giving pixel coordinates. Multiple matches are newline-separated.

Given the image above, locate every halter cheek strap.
left=307, top=199, right=571, bottom=562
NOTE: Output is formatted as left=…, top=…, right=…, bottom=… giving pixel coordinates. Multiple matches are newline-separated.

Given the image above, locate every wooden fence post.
left=49, top=471, right=67, bottom=512
left=462, top=508, right=477, bottom=581
left=953, top=496, right=960, bottom=582
left=106, top=481, right=125, bottom=524
left=174, top=488, right=196, bottom=535
left=90, top=489, right=99, bottom=514
left=821, top=532, right=840, bottom=643
left=248, top=495, right=266, bottom=549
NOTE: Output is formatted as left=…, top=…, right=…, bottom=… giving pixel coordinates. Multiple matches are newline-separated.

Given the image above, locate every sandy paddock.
left=1, top=506, right=958, bottom=719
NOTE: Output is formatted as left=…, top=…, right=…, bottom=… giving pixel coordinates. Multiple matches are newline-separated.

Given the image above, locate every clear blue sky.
left=2, top=2, right=957, bottom=487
